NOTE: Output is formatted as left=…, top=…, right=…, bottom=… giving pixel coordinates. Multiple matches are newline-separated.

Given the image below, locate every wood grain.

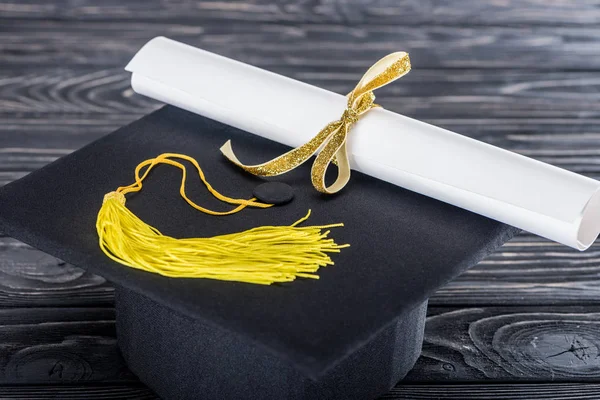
left=406, top=307, right=600, bottom=382
left=0, top=237, right=114, bottom=307
left=0, top=383, right=598, bottom=400
left=431, top=234, right=600, bottom=306
left=0, top=308, right=134, bottom=384
left=4, top=67, right=600, bottom=120
left=384, top=383, right=600, bottom=400
left=1, top=0, right=600, bottom=26
left=0, top=385, right=158, bottom=399
left=2, top=21, right=600, bottom=69
left=1, top=306, right=598, bottom=385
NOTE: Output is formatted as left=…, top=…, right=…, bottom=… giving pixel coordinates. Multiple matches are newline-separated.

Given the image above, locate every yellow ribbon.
left=220, top=52, right=411, bottom=194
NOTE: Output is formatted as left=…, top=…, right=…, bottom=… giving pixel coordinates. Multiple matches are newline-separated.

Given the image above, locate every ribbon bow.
left=220, top=52, right=411, bottom=194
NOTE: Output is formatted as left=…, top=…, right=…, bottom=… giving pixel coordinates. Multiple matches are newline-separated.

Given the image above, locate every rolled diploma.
left=125, top=36, right=600, bottom=250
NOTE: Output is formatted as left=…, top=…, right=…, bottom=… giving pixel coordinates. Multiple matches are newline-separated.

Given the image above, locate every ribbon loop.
left=220, top=51, right=411, bottom=194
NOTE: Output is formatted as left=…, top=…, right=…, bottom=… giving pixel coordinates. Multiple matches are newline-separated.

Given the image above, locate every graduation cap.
left=0, top=37, right=596, bottom=400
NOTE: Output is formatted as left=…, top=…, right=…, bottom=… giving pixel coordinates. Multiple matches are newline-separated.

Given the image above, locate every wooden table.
left=1, top=1, right=599, bottom=398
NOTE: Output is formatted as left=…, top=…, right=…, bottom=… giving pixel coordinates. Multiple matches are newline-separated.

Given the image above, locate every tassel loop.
left=103, top=191, right=125, bottom=205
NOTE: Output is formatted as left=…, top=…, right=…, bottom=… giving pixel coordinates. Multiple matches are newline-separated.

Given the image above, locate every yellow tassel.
left=96, top=153, right=349, bottom=285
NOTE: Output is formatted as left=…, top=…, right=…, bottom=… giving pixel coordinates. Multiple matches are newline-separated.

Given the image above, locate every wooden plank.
left=0, top=308, right=135, bottom=383
left=431, top=234, right=600, bottom=306
left=3, top=67, right=600, bottom=120
left=385, top=383, right=600, bottom=399
left=0, top=383, right=598, bottom=400
left=0, top=306, right=598, bottom=384
left=0, top=384, right=158, bottom=399
left=2, top=20, right=600, bottom=69
left=406, top=306, right=600, bottom=382
left=0, top=237, right=114, bottom=307
left=1, top=0, right=600, bottom=26
left=0, top=383, right=597, bottom=400
left=0, top=119, right=128, bottom=186
left=0, top=68, right=157, bottom=116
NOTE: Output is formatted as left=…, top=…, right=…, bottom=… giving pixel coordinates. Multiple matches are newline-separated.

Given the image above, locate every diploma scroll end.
left=577, top=186, right=600, bottom=251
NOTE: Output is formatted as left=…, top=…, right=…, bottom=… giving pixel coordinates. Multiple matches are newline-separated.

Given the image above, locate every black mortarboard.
left=0, top=106, right=518, bottom=399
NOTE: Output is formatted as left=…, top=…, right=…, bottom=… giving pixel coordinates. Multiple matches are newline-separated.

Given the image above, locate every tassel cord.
left=117, top=153, right=272, bottom=215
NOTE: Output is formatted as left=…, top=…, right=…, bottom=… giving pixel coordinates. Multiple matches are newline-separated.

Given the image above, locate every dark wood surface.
left=1, top=1, right=600, bottom=398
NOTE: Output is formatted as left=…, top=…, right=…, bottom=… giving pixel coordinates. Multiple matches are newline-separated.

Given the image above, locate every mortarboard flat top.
left=0, top=106, right=518, bottom=380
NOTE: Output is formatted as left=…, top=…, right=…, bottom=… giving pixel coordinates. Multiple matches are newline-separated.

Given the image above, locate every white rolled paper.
left=125, top=36, right=600, bottom=250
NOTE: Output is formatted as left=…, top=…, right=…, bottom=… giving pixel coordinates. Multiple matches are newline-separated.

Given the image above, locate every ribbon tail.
left=348, top=52, right=411, bottom=105
left=311, top=124, right=351, bottom=194
left=220, top=120, right=343, bottom=177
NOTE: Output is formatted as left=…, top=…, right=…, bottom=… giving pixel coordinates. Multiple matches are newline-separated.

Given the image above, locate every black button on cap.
left=253, top=182, right=294, bottom=205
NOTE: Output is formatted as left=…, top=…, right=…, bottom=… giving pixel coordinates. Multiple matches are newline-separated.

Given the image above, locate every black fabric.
left=0, top=106, right=520, bottom=378
left=116, top=286, right=427, bottom=400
